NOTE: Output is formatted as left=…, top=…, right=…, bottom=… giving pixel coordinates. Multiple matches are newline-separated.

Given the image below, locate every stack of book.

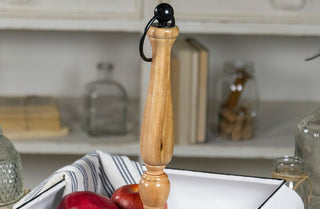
left=0, top=96, right=68, bottom=139
left=171, top=38, right=209, bottom=145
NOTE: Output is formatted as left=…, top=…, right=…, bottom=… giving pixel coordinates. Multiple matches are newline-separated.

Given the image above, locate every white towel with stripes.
left=13, top=150, right=144, bottom=209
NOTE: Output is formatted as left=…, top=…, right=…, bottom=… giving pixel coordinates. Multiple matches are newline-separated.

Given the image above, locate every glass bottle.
left=83, top=62, right=127, bottom=136
left=216, top=60, right=259, bottom=140
left=0, top=126, right=24, bottom=206
left=295, top=110, right=320, bottom=209
left=272, top=156, right=311, bottom=209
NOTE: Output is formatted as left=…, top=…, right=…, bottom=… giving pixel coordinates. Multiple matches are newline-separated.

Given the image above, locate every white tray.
left=16, top=169, right=303, bottom=209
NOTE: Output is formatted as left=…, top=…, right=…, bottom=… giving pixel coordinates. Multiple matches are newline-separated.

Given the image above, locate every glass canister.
left=83, top=62, right=128, bottom=136
left=272, top=156, right=312, bottom=209
left=295, top=48, right=320, bottom=209
left=295, top=110, right=320, bottom=209
left=216, top=60, right=259, bottom=140
left=0, top=126, right=24, bottom=206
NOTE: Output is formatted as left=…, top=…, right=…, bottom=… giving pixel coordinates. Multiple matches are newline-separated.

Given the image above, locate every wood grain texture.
left=139, top=25, right=179, bottom=209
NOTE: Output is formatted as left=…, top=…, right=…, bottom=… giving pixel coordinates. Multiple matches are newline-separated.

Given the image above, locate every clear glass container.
left=216, top=60, right=259, bottom=140
left=272, top=156, right=311, bottom=209
left=0, top=126, right=24, bottom=206
left=83, top=62, right=127, bottom=136
left=295, top=109, right=320, bottom=209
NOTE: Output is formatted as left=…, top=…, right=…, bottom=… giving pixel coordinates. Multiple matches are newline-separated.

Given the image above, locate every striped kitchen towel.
left=13, top=150, right=144, bottom=209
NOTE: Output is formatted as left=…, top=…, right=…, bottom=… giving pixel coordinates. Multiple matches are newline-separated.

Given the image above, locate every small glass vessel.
left=0, top=126, right=24, bottom=206
left=295, top=48, right=320, bottom=209
left=83, top=62, right=127, bottom=136
left=216, top=60, right=259, bottom=140
left=272, top=156, right=311, bottom=208
left=296, top=109, right=320, bottom=209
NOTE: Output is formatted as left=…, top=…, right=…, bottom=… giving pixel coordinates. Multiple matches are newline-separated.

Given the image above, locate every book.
left=171, top=39, right=200, bottom=145
left=187, top=38, right=209, bottom=143
left=0, top=96, right=69, bottom=139
left=171, top=54, right=181, bottom=145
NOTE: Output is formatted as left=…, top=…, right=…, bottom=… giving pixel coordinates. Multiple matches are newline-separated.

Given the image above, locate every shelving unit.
left=0, top=1, right=320, bottom=186
left=11, top=133, right=293, bottom=159
left=11, top=100, right=319, bottom=159
left=0, top=0, right=320, bottom=36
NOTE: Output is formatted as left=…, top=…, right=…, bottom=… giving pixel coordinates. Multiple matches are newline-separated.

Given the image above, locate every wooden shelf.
left=2, top=20, right=320, bottom=36
left=11, top=97, right=141, bottom=155
left=195, top=101, right=318, bottom=159
left=177, top=22, right=320, bottom=36
left=11, top=101, right=320, bottom=159
left=12, top=131, right=293, bottom=159
left=1, top=1, right=320, bottom=36
left=13, top=132, right=140, bottom=155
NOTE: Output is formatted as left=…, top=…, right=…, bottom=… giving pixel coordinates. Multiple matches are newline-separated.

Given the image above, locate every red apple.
left=111, top=184, right=143, bottom=209
left=57, top=191, right=119, bottom=209
left=111, top=184, right=167, bottom=209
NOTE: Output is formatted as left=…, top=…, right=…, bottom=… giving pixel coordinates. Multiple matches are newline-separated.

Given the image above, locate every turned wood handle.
left=139, top=26, right=179, bottom=209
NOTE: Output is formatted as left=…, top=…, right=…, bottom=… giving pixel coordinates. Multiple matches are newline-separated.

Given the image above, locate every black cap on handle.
left=139, top=3, right=176, bottom=62
left=154, top=3, right=175, bottom=28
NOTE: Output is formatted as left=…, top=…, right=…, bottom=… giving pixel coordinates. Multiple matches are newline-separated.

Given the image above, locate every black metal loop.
left=139, top=15, right=157, bottom=62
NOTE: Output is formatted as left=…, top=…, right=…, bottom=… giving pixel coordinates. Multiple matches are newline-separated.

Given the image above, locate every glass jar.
left=272, top=156, right=311, bottom=209
left=83, top=62, right=127, bottom=136
left=216, top=60, right=259, bottom=140
left=0, top=126, right=24, bottom=206
left=295, top=109, right=320, bottom=209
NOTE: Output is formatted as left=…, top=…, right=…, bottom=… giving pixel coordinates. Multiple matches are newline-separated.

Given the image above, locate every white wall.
left=0, top=31, right=320, bottom=101
left=0, top=31, right=141, bottom=98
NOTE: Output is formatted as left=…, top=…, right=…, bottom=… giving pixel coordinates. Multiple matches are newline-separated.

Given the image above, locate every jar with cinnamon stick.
left=216, top=60, right=259, bottom=140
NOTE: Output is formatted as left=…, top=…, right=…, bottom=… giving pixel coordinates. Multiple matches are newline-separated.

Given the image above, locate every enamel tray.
left=15, top=169, right=303, bottom=209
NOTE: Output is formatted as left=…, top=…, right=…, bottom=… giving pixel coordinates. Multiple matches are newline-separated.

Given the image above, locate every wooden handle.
left=139, top=26, right=179, bottom=209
